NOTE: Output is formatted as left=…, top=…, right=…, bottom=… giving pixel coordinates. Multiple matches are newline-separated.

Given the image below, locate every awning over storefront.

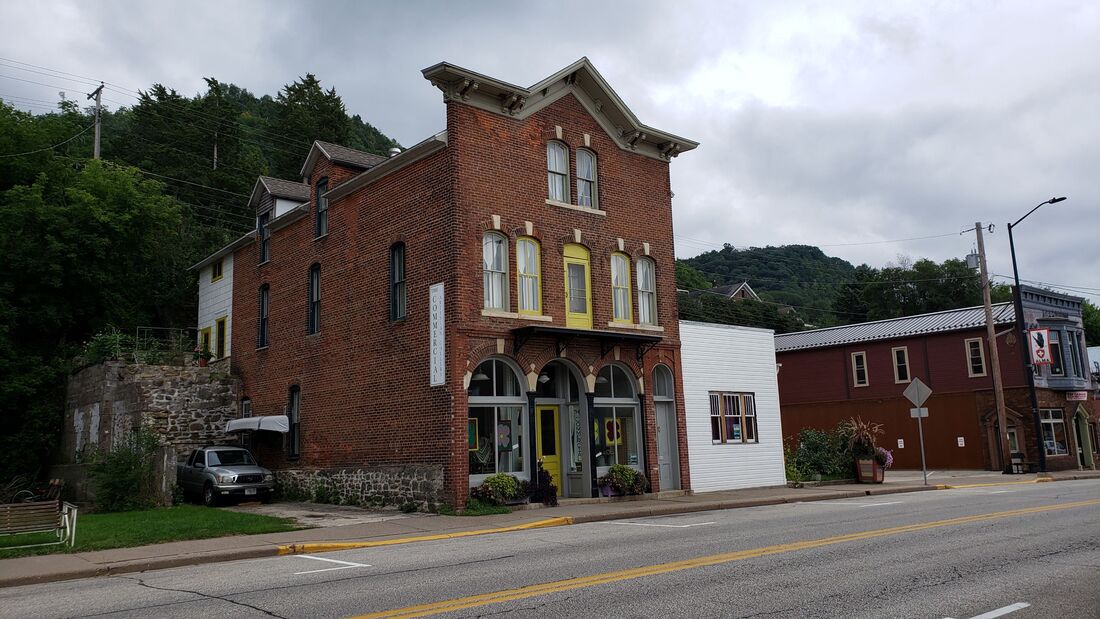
left=226, top=415, right=289, bottom=433
left=511, top=325, right=662, bottom=361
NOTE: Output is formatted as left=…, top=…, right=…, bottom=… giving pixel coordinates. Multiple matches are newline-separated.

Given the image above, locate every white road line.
left=603, top=521, right=716, bottom=529
left=946, top=601, right=1031, bottom=619
left=987, top=490, right=1016, bottom=494
left=291, top=554, right=371, bottom=575
left=857, top=501, right=903, bottom=507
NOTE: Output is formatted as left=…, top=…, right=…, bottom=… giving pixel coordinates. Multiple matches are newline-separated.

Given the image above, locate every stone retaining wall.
left=275, top=465, right=444, bottom=511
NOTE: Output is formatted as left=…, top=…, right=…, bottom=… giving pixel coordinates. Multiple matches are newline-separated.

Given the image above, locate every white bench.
left=0, top=500, right=78, bottom=549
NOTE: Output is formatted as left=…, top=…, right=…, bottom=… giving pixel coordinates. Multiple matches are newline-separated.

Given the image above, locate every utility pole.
left=974, top=222, right=1011, bottom=473
left=87, top=82, right=104, bottom=160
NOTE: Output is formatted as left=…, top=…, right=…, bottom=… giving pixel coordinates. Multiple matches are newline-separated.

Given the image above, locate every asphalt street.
left=2, top=480, right=1098, bottom=619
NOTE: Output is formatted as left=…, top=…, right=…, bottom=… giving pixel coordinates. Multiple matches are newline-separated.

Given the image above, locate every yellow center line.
left=349, top=498, right=1100, bottom=619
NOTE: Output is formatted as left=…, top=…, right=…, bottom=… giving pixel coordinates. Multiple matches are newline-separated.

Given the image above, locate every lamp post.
left=1007, top=196, right=1066, bottom=473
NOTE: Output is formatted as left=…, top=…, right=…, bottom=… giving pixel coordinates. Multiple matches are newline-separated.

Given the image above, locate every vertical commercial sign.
left=1029, top=328, right=1052, bottom=366
left=429, top=283, right=445, bottom=386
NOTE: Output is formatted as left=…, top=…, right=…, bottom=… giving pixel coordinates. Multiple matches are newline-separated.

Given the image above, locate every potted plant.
left=597, top=464, right=649, bottom=497
left=843, top=417, right=886, bottom=483
left=193, top=345, right=214, bottom=367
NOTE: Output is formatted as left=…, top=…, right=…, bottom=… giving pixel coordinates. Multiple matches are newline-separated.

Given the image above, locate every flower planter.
left=198, top=358, right=209, bottom=368
left=502, top=496, right=530, bottom=506
left=856, top=458, right=884, bottom=483
left=599, top=484, right=621, bottom=497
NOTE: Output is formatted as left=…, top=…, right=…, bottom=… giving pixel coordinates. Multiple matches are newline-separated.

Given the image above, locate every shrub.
left=82, top=329, right=135, bottom=365
left=469, top=482, right=499, bottom=505
left=399, top=501, right=418, bottom=513
left=88, top=429, right=160, bottom=512
left=598, top=464, right=648, bottom=496
left=788, top=423, right=858, bottom=480
left=482, top=473, right=521, bottom=500
left=527, top=460, right=558, bottom=506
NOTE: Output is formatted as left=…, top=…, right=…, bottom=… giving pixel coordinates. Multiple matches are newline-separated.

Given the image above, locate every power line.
left=675, top=230, right=963, bottom=252
left=133, top=168, right=249, bottom=197
left=0, top=124, right=94, bottom=158
left=0, top=73, right=88, bottom=95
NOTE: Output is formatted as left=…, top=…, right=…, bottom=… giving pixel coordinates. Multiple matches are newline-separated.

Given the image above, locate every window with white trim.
left=516, top=237, right=541, bottom=314
left=576, top=149, right=597, bottom=208
left=611, top=253, right=632, bottom=323
left=1049, top=331, right=1064, bottom=376
left=483, top=232, right=508, bottom=310
left=892, top=346, right=910, bottom=383
left=1040, top=408, right=1068, bottom=456
left=851, top=352, right=868, bottom=386
left=966, top=338, right=986, bottom=377
left=709, top=392, right=757, bottom=444
left=547, top=141, right=568, bottom=202
left=637, top=258, right=657, bottom=325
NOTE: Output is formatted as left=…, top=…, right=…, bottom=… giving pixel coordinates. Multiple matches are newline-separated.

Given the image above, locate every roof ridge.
left=776, top=302, right=1013, bottom=338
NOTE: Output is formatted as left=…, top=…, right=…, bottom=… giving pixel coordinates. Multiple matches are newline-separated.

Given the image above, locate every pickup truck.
left=177, top=446, right=275, bottom=506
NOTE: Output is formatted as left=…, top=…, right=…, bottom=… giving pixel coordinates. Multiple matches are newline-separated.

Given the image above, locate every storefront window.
left=1040, top=408, right=1068, bottom=456
left=592, top=365, right=640, bottom=470
left=468, top=359, right=527, bottom=481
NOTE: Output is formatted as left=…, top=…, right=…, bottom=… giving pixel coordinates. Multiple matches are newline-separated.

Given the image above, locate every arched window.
left=516, top=237, right=541, bottom=315
left=390, top=243, right=406, bottom=320
left=257, top=284, right=269, bottom=348
left=563, top=244, right=591, bottom=328
left=315, top=178, right=329, bottom=237
left=547, top=141, right=568, bottom=202
left=287, top=386, right=301, bottom=459
left=653, top=365, right=674, bottom=400
left=307, top=263, right=321, bottom=334
left=467, top=359, right=526, bottom=481
left=611, top=253, right=632, bottom=323
left=637, top=258, right=657, bottom=325
left=593, top=365, right=640, bottom=470
left=576, top=149, right=597, bottom=208
left=483, top=232, right=509, bottom=310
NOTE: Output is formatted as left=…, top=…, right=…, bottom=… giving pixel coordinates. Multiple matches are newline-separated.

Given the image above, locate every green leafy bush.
left=482, top=473, right=521, bottom=500
left=399, top=501, right=418, bottom=513
left=598, top=464, right=648, bottom=495
left=88, top=429, right=160, bottom=512
left=82, top=329, right=135, bottom=365
left=787, top=423, right=857, bottom=481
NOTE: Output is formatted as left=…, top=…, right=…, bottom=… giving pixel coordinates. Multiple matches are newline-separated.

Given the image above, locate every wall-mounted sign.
left=1029, top=328, right=1053, bottom=366
left=897, top=438, right=905, bottom=449
left=1067, top=391, right=1089, bottom=401
left=429, top=283, right=445, bottom=386
left=957, top=436, right=966, bottom=447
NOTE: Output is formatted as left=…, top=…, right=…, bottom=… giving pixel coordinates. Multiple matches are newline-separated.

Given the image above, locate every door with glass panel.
left=563, top=244, right=591, bottom=328
left=536, top=405, right=562, bottom=495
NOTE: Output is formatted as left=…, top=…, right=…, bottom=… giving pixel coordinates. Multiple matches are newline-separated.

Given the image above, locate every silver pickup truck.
left=177, top=446, right=275, bottom=506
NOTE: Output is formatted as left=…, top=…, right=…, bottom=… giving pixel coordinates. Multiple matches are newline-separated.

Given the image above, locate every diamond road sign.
left=903, top=377, right=932, bottom=407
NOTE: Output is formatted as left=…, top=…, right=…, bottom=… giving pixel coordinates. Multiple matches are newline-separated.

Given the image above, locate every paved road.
left=3, top=480, right=1098, bottom=619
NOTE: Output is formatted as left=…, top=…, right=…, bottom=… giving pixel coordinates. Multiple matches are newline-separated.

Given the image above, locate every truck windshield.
left=208, top=450, right=255, bottom=466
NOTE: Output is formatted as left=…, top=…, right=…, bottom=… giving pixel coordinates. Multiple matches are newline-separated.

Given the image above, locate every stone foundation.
left=274, top=465, right=444, bottom=511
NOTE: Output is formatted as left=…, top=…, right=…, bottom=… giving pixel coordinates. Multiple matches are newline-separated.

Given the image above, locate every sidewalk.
left=2, top=469, right=1097, bottom=588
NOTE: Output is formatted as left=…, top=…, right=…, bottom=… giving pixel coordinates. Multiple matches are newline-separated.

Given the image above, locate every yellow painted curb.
left=277, top=516, right=574, bottom=556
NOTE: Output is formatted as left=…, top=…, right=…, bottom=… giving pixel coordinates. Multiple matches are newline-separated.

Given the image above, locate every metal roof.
left=775, top=303, right=1016, bottom=352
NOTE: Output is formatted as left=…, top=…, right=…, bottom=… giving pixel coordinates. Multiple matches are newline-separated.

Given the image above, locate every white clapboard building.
left=680, top=320, right=787, bottom=491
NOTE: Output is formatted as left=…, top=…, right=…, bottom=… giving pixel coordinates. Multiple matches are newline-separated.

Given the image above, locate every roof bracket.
left=659, top=141, right=682, bottom=160
left=458, top=79, right=479, bottom=100
left=636, top=339, right=659, bottom=363
left=500, top=92, right=527, bottom=115
left=556, top=334, right=576, bottom=358
left=621, top=130, right=646, bottom=150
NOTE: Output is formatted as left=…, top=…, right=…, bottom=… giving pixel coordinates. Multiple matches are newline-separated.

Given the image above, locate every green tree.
left=271, top=74, right=349, bottom=178
left=1083, top=300, right=1100, bottom=347
left=675, top=261, right=711, bottom=291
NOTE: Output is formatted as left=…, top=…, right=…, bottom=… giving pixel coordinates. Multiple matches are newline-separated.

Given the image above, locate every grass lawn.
left=0, top=504, right=298, bottom=559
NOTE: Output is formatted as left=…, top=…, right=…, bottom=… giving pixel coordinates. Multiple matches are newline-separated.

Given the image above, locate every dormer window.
left=315, top=178, right=328, bottom=238
left=547, top=142, right=568, bottom=203
left=576, top=149, right=597, bottom=208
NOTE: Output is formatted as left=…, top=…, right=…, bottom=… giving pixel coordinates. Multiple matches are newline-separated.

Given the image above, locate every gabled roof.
left=709, top=282, right=760, bottom=301
left=422, top=57, right=698, bottom=162
left=775, top=303, right=1016, bottom=353
left=248, top=176, right=310, bottom=210
left=299, top=140, right=388, bottom=178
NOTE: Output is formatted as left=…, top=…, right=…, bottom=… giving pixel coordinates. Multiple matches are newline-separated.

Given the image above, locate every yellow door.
left=563, top=244, right=592, bottom=329
left=536, top=405, right=562, bottom=496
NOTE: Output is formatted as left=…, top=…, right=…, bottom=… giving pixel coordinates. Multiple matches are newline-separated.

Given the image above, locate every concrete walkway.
left=2, top=469, right=1097, bottom=589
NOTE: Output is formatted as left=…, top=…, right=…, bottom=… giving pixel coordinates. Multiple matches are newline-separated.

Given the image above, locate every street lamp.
left=1007, top=196, right=1066, bottom=473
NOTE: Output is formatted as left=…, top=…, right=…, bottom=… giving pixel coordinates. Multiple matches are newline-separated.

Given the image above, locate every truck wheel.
left=203, top=483, right=219, bottom=507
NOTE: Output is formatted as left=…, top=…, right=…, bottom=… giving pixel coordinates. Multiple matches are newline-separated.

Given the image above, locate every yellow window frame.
left=214, top=315, right=228, bottom=359
left=611, top=252, right=633, bottom=324
left=199, top=327, right=212, bottom=354
left=516, top=237, right=542, bottom=315
left=211, top=259, right=224, bottom=282
left=563, top=244, right=592, bottom=329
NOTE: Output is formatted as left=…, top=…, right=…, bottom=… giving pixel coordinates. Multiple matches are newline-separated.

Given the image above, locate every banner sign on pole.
left=1029, top=328, right=1053, bottom=366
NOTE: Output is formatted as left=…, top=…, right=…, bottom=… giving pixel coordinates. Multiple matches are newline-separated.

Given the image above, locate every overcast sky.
left=2, top=1, right=1097, bottom=300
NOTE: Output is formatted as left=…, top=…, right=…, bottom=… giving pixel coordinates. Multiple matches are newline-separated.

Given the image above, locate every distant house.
left=707, top=281, right=760, bottom=301
left=775, top=286, right=1098, bottom=472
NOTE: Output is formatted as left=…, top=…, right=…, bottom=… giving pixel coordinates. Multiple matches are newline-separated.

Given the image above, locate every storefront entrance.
left=536, top=405, right=562, bottom=494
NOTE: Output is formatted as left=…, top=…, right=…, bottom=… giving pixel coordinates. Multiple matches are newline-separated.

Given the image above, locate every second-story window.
left=307, top=264, right=320, bottom=335
left=892, top=347, right=910, bottom=383
left=547, top=141, right=568, bottom=203
left=315, top=178, right=328, bottom=237
left=576, top=149, right=597, bottom=208
left=1068, top=331, right=1082, bottom=377
left=1049, top=331, right=1064, bottom=376
left=257, top=284, right=269, bottom=348
left=390, top=243, right=406, bottom=320
left=611, top=253, right=632, bottom=323
left=966, top=338, right=986, bottom=377
left=516, top=237, right=541, bottom=315
left=211, top=259, right=223, bottom=282
left=483, top=232, right=508, bottom=311
left=258, top=211, right=271, bottom=263
left=637, top=258, right=656, bottom=325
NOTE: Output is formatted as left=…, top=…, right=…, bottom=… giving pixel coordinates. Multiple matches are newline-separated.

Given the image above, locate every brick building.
left=775, top=287, right=1099, bottom=472
left=206, top=59, right=697, bottom=507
